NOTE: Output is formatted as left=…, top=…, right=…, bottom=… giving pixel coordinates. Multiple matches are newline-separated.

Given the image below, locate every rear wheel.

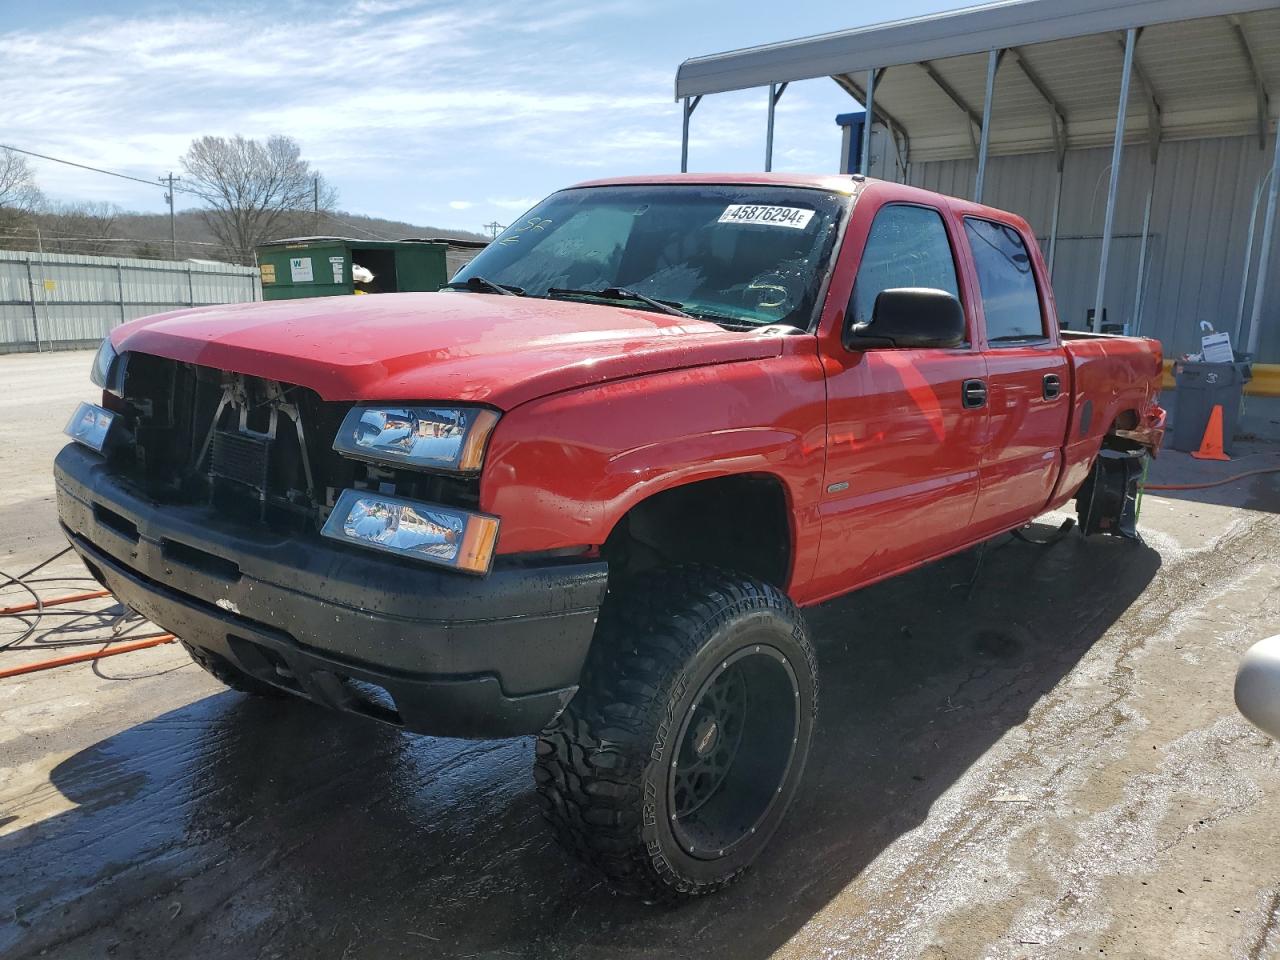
left=534, top=566, right=817, bottom=900
left=181, top=640, right=287, bottom=698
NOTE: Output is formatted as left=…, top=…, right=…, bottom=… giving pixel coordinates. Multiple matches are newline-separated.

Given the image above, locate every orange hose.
left=0, top=634, right=176, bottom=679
left=0, top=589, right=111, bottom=616
left=1145, top=465, right=1280, bottom=491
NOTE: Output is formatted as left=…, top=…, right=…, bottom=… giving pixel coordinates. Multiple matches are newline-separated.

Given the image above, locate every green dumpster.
left=255, top=237, right=484, bottom=301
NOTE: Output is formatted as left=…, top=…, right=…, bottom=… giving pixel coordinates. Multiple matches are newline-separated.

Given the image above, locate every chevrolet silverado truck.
left=55, top=174, right=1165, bottom=899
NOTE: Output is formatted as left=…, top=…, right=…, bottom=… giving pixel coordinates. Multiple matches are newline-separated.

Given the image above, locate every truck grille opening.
left=161, top=538, right=242, bottom=582
left=211, top=430, right=270, bottom=491
left=109, top=353, right=479, bottom=535
left=93, top=503, right=139, bottom=542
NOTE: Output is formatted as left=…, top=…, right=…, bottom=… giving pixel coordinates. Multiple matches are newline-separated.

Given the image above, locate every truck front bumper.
left=54, top=443, right=609, bottom=738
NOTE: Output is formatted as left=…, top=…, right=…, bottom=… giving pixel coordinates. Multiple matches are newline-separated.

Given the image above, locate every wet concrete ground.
left=2, top=351, right=1279, bottom=959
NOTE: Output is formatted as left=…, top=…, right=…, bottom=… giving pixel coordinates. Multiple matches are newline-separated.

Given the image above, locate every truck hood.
left=111, top=292, right=786, bottom=409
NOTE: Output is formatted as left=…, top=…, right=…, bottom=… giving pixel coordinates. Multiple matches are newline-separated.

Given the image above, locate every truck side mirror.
left=846, top=288, right=966, bottom=350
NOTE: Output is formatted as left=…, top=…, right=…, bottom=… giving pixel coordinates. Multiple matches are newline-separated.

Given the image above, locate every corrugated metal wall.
left=0, top=251, right=261, bottom=354
left=871, top=132, right=1280, bottom=364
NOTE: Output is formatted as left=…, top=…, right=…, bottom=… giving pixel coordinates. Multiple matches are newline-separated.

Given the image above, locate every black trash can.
left=1170, top=360, right=1252, bottom=455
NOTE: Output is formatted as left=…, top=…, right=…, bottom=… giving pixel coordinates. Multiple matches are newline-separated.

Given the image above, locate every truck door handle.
left=962, top=379, right=987, bottom=409
left=1043, top=373, right=1062, bottom=400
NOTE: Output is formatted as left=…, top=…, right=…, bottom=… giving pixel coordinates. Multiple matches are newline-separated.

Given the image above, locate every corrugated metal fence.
left=1, top=251, right=261, bottom=354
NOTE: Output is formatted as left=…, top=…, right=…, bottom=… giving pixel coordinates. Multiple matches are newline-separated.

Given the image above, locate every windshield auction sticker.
left=718, top=205, right=816, bottom=229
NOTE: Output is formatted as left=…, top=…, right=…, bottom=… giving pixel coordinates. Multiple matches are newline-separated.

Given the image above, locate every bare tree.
left=181, top=135, right=335, bottom=263
left=38, top=201, right=120, bottom=255
left=0, top=148, right=43, bottom=248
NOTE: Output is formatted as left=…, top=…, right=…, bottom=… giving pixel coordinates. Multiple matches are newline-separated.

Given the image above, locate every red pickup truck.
left=55, top=174, right=1164, bottom=900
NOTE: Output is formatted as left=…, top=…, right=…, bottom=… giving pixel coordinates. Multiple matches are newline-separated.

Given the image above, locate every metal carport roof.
left=674, top=0, right=1280, bottom=364
left=676, top=0, right=1280, bottom=162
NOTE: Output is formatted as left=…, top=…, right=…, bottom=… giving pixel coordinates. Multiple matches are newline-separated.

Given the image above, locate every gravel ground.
left=1, top=349, right=1278, bottom=960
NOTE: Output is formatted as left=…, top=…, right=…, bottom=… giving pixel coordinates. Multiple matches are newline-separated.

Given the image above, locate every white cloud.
left=486, top=197, right=540, bottom=211
left=0, top=2, right=669, bottom=211
left=0, top=0, right=852, bottom=228
left=352, top=0, right=428, bottom=14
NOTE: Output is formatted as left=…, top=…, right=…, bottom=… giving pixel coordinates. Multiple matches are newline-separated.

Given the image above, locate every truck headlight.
left=64, top=401, right=116, bottom=453
left=332, top=406, right=500, bottom=473
left=321, top=489, right=499, bottom=574
left=90, top=339, right=125, bottom=395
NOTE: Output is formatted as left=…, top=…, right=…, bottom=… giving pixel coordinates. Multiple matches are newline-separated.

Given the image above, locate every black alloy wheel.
left=534, top=565, right=818, bottom=900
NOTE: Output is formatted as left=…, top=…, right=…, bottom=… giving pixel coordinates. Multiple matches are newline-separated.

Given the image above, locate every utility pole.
left=483, top=221, right=505, bottom=240
left=313, top=174, right=320, bottom=234
left=160, top=172, right=181, bottom=259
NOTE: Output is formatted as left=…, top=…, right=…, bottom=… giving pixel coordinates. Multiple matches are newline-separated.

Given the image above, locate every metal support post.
left=860, top=69, right=876, bottom=176
left=1047, top=164, right=1064, bottom=280
left=766, top=84, right=777, bottom=172
left=975, top=49, right=1001, bottom=203
left=681, top=95, right=702, bottom=173
left=1044, top=80, right=1064, bottom=280
left=1246, top=125, right=1280, bottom=357
left=1093, top=28, right=1136, bottom=334
left=765, top=82, right=788, bottom=172
left=1235, top=170, right=1272, bottom=343
left=25, top=260, right=40, bottom=350
left=116, top=264, right=127, bottom=327
left=1133, top=159, right=1157, bottom=335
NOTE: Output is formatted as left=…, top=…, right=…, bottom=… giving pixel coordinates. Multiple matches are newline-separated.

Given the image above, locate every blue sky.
left=4, top=0, right=961, bottom=233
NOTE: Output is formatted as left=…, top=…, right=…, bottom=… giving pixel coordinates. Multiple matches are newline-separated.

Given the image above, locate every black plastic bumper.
left=54, top=443, right=609, bottom=738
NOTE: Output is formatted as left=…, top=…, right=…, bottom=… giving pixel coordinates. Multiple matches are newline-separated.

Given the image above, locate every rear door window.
left=963, top=218, right=1046, bottom=344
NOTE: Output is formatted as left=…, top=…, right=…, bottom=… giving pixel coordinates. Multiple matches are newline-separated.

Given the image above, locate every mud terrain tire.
left=535, top=566, right=818, bottom=900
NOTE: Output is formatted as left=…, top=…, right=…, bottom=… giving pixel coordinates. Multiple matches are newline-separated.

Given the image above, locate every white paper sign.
left=289, top=257, right=314, bottom=283
left=1201, top=331, right=1234, bottom=363
left=329, top=256, right=344, bottom=283
left=718, top=204, right=815, bottom=229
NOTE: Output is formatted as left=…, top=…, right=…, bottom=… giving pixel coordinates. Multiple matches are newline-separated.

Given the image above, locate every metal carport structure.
left=675, top=0, right=1280, bottom=401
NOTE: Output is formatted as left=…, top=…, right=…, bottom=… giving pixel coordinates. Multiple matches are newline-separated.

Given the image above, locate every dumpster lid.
left=258, top=236, right=353, bottom=246
left=400, top=237, right=489, bottom=249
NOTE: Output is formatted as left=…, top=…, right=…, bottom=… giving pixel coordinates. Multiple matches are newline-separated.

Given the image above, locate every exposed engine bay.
left=106, top=353, right=479, bottom=531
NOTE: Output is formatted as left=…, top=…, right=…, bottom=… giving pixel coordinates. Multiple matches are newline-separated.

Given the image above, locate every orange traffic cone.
left=1190, top=404, right=1231, bottom=461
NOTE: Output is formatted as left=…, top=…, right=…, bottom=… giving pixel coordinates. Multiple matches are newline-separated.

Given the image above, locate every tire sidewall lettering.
left=650, top=672, right=688, bottom=763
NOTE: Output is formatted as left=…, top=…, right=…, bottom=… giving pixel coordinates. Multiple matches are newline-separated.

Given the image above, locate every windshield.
left=452, top=184, right=849, bottom=329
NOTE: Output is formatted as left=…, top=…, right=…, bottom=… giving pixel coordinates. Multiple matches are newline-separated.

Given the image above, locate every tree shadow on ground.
left=1, top=522, right=1160, bottom=960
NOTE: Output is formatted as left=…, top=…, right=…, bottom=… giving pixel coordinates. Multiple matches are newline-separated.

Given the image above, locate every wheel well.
left=602, top=474, right=792, bottom=588
left=1112, top=409, right=1139, bottom=431
left=1102, top=409, right=1144, bottom=452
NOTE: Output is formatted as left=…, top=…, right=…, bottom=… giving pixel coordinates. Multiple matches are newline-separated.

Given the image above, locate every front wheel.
left=181, top=640, right=287, bottom=698
left=534, top=566, right=818, bottom=900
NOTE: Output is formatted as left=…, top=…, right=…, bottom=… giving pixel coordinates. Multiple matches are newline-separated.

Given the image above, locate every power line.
left=2, top=143, right=426, bottom=247
left=1, top=231, right=224, bottom=248
left=0, top=143, right=197, bottom=195
left=319, top=211, right=396, bottom=241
